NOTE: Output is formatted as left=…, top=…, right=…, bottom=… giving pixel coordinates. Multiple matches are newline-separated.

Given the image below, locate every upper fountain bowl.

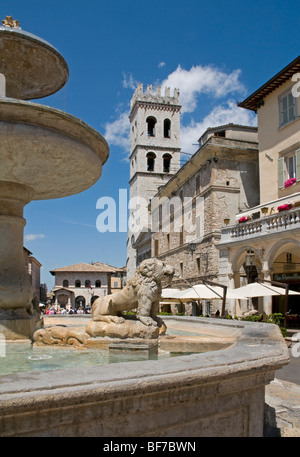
left=0, top=23, right=69, bottom=99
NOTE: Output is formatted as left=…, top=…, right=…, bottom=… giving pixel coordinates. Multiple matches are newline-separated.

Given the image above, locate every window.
left=279, top=90, right=296, bottom=127
left=164, top=119, right=171, bottom=138
left=146, top=116, right=156, bottom=136
left=95, top=280, right=101, bottom=288
left=154, top=239, right=159, bottom=256
left=180, top=262, right=183, bottom=277
left=62, top=279, right=69, bottom=288
left=179, top=228, right=184, bottom=246
left=75, top=280, right=81, bottom=288
left=163, top=154, right=172, bottom=172
left=196, top=257, right=201, bottom=274
left=85, top=280, right=91, bottom=288
left=287, top=155, right=296, bottom=179
left=146, top=152, right=156, bottom=171
left=278, top=149, right=300, bottom=188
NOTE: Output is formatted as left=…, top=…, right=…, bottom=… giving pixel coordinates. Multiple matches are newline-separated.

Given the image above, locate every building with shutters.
left=218, top=55, right=300, bottom=324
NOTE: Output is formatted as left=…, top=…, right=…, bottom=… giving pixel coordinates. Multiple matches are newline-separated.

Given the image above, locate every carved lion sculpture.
left=92, top=258, right=174, bottom=327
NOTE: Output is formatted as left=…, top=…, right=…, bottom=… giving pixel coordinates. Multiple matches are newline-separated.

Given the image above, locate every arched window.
left=85, top=279, right=91, bottom=288
left=75, top=296, right=85, bottom=309
left=62, top=279, right=69, bottom=288
left=163, top=154, right=172, bottom=173
left=146, top=116, right=156, bottom=137
left=95, top=280, right=101, bottom=288
left=146, top=152, right=156, bottom=171
left=75, top=280, right=81, bottom=288
left=164, top=119, right=171, bottom=138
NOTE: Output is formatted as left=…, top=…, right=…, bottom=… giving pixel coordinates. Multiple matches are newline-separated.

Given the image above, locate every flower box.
left=284, top=178, right=296, bottom=188
left=238, top=216, right=251, bottom=223
left=277, top=202, right=294, bottom=212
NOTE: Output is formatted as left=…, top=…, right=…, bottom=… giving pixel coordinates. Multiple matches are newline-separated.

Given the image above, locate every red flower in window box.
left=284, top=178, right=296, bottom=188
left=238, top=215, right=251, bottom=223
left=277, top=201, right=294, bottom=211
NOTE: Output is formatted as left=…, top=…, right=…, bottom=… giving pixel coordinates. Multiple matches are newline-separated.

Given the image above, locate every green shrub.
left=280, top=327, right=287, bottom=337
left=241, top=315, right=261, bottom=322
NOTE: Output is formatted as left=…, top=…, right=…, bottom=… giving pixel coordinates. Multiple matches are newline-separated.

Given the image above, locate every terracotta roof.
left=238, top=55, right=300, bottom=111
left=50, top=262, right=124, bottom=275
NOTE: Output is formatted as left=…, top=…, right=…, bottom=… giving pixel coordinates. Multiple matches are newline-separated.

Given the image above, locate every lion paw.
left=111, top=316, right=125, bottom=324
left=138, top=316, right=157, bottom=327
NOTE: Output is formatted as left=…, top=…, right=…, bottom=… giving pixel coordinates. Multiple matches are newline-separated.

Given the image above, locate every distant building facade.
left=50, top=262, right=126, bottom=310
left=24, top=247, right=42, bottom=303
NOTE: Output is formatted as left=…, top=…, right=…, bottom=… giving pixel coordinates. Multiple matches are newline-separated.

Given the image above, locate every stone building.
left=218, top=55, right=300, bottom=322
left=150, top=124, right=258, bottom=314
left=24, top=247, right=42, bottom=303
left=50, top=262, right=126, bottom=310
left=127, top=84, right=181, bottom=278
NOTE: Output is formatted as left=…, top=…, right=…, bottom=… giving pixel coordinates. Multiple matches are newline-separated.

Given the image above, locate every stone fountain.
left=0, top=17, right=109, bottom=340
left=0, top=18, right=290, bottom=438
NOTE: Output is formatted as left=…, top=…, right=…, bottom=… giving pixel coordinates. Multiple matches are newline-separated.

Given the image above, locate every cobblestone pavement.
left=265, top=378, right=300, bottom=437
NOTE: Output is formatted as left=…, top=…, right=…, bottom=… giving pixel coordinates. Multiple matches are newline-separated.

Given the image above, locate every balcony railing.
left=221, top=207, right=300, bottom=243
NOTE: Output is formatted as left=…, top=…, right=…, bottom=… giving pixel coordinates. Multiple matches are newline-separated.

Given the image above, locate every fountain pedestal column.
left=0, top=181, right=37, bottom=339
left=0, top=19, right=109, bottom=339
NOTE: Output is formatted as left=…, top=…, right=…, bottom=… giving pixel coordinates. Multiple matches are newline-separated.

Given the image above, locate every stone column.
left=261, top=269, right=273, bottom=314
left=228, top=272, right=240, bottom=316
left=0, top=181, right=36, bottom=339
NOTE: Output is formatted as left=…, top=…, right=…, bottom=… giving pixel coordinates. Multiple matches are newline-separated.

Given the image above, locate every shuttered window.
left=278, top=149, right=300, bottom=188
left=296, top=149, right=300, bottom=181
left=279, top=90, right=296, bottom=127
left=278, top=157, right=284, bottom=188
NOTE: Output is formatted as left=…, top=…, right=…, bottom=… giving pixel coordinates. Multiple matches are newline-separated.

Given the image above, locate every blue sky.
left=5, top=0, right=300, bottom=290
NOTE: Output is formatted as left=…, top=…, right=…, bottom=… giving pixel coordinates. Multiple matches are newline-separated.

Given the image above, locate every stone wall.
left=150, top=134, right=259, bottom=315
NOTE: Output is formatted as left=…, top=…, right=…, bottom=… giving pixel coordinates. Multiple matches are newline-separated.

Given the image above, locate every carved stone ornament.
left=2, top=16, right=21, bottom=28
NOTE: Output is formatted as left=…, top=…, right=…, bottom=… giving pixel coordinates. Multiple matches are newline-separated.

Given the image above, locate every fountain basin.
left=0, top=25, right=69, bottom=100
left=0, top=98, right=109, bottom=199
left=0, top=317, right=289, bottom=437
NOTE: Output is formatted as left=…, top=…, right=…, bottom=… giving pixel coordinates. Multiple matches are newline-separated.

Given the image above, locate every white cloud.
left=122, top=72, right=139, bottom=90
left=24, top=233, right=45, bottom=242
left=104, top=64, right=254, bottom=159
left=158, top=62, right=166, bottom=68
left=104, top=111, right=130, bottom=152
left=180, top=100, right=257, bottom=154
left=161, top=64, right=246, bottom=114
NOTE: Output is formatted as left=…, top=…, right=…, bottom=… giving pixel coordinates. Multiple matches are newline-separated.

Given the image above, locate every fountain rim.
left=0, top=317, right=289, bottom=395
left=0, top=25, right=69, bottom=100
left=0, top=96, right=110, bottom=166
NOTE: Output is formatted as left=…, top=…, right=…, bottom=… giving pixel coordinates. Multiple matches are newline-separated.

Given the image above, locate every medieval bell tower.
left=127, top=84, right=181, bottom=278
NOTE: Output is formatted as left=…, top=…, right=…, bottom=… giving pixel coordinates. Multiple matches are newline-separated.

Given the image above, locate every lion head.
left=136, top=258, right=174, bottom=286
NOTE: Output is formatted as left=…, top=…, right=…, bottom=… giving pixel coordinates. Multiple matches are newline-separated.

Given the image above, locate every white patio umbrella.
left=234, top=282, right=300, bottom=297
left=161, top=285, right=247, bottom=301
left=161, top=288, right=198, bottom=302
left=191, top=284, right=247, bottom=300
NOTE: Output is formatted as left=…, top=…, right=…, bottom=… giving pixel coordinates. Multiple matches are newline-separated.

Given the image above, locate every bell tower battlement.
left=130, top=83, right=180, bottom=110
